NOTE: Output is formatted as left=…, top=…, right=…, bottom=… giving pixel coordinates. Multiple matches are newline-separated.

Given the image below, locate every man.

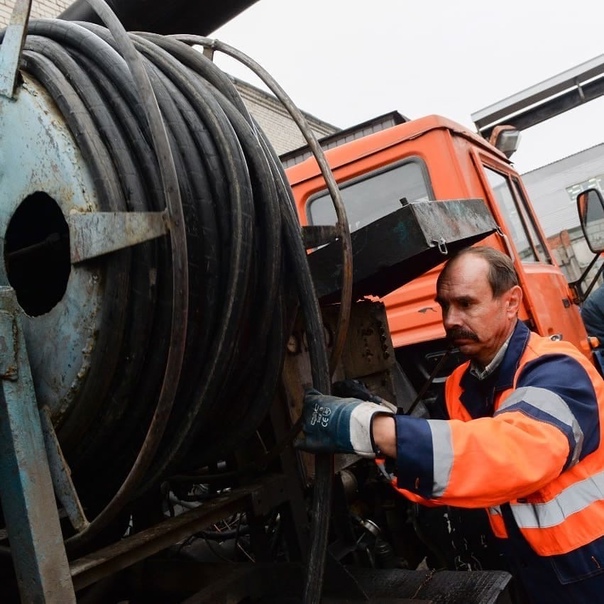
left=300, top=246, right=604, bottom=603
left=581, top=283, right=604, bottom=349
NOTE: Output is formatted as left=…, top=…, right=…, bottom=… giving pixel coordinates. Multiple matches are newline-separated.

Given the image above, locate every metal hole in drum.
left=4, top=192, right=71, bottom=316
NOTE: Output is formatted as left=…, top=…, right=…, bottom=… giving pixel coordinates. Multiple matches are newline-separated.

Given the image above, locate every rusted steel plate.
left=307, top=199, right=497, bottom=302
left=69, top=211, right=168, bottom=263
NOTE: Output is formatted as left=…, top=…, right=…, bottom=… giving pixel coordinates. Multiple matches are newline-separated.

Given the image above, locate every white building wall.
left=521, top=143, right=604, bottom=238
left=521, top=144, right=604, bottom=282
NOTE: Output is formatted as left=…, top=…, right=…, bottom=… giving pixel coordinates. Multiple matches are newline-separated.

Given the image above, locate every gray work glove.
left=297, top=388, right=394, bottom=458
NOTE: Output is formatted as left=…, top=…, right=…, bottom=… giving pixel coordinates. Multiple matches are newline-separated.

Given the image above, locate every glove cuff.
left=348, top=403, right=393, bottom=458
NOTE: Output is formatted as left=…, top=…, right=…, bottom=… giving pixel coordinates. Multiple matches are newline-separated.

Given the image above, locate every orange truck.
left=286, top=112, right=598, bottom=404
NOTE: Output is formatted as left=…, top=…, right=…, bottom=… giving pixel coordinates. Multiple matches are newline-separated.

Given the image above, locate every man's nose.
left=442, top=307, right=462, bottom=329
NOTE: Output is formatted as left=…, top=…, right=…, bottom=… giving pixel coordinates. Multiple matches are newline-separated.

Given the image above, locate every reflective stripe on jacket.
left=394, top=320, right=604, bottom=560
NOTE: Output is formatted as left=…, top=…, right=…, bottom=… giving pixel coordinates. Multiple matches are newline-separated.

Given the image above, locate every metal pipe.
left=59, top=0, right=260, bottom=36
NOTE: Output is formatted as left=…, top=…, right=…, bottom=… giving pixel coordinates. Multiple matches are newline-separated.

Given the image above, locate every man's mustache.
left=446, top=328, right=479, bottom=342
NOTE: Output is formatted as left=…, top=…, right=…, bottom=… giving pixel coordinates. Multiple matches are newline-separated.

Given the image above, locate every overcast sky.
left=213, top=0, right=604, bottom=175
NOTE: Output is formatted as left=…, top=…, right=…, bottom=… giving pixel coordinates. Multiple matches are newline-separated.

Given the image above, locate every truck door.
left=480, top=162, right=590, bottom=355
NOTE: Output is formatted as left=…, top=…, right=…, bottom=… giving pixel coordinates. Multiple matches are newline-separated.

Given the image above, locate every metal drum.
left=0, top=15, right=294, bottom=522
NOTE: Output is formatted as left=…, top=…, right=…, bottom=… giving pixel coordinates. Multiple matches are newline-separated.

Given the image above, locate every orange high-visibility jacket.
left=393, top=320, right=604, bottom=561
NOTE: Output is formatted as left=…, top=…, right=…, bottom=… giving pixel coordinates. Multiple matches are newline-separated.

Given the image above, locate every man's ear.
left=506, top=285, right=523, bottom=314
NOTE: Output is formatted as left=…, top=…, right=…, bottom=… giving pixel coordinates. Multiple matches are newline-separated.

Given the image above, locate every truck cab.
left=287, top=114, right=593, bottom=399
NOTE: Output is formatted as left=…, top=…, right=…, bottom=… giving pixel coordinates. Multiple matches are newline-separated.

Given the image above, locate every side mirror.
left=577, top=188, right=604, bottom=254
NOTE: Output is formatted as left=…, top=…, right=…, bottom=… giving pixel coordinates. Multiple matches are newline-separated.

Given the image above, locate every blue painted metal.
left=39, top=406, right=89, bottom=533
left=0, top=72, right=105, bottom=426
left=69, top=210, right=169, bottom=263
left=0, top=1, right=84, bottom=597
left=0, top=0, right=31, bottom=98
left=0, top=287, right=76, bottom=602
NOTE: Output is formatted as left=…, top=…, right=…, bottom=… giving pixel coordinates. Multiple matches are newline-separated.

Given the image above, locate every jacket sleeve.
left=393, top=354, right=600, bottom=508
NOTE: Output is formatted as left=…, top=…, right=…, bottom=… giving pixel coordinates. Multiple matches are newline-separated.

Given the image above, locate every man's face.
left=435, top=254, right=520, bottom=366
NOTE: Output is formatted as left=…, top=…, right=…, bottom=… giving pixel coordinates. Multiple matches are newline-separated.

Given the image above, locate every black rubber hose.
left=52, top=0, right=189, bottom=545
left=66, top=17, right=255, bottom=517
left=16, top=21, right=173, bottom=483
left=20, top=37, right=158, bottom=460
left=38, top=21, right=284, bottom=450
left=16, top=47, right=135, bottom=456
left=136, top=32, right=252, bottom=120
left=15, top=22, right=172, bottom=500
left=133, top=53, right=259, bottom=468
left=124, top=44, right=285, bottom=468
left=2, top=13, right=318, bottom=550
left=91, top=27, right=287, bottom=480
left=60, top=32, right=223, bottom=403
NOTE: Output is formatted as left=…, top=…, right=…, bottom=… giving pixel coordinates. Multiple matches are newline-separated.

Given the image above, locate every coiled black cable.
left=3, top=6, right=353, bottom=600
left=2, top=14, right=326, bottom=543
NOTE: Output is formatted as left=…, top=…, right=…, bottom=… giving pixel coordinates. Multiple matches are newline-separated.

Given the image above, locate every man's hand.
left=332, top=379, right=398, bottom=412
left=297, top=389, right=394, bottom=458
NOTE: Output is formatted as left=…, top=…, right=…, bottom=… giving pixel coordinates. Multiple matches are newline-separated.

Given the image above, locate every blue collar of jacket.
left=458, top=320, right=530, bottom=418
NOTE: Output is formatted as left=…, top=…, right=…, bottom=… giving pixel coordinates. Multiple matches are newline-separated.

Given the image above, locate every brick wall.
left=0, top=0, right=338, bottom=156
left=233, top=78, right=338, bottom=156
left=0, top=0, right=71, bottom=26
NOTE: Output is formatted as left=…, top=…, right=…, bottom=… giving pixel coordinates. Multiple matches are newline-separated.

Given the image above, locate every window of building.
left=566, top=174, right=604, bottom=204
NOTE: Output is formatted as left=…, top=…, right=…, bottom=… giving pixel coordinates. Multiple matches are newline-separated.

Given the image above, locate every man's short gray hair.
left=438, top=246, right=519, bottom=297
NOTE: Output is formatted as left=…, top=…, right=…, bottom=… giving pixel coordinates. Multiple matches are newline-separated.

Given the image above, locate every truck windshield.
left=306, top=159, right=433, bottom=232
left=484, top=167, right=550, bottom=263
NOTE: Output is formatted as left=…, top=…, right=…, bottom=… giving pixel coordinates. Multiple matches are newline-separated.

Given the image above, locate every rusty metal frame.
left=0, top=287, right=76, bottom=602
left=70, top=474, right=288, bottom=591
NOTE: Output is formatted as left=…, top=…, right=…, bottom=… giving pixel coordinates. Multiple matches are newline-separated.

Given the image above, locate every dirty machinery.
left=0, top=0, right=515, bottom=602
